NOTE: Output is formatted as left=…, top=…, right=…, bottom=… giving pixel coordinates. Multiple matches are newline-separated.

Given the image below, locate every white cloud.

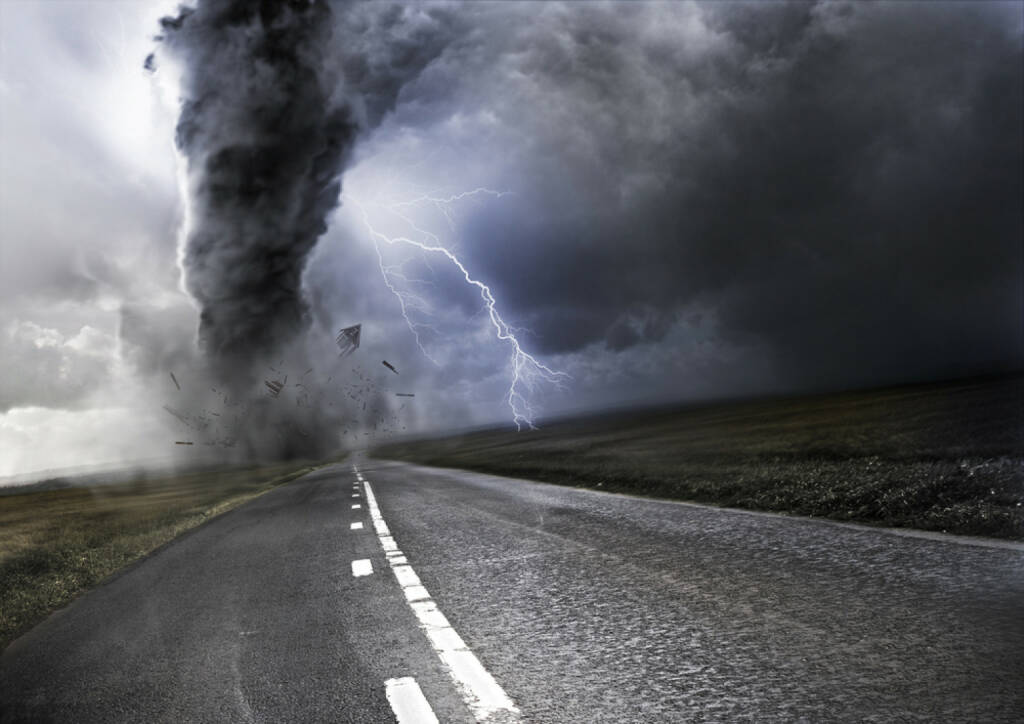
left=0, top=320, right=118, bottom=412
left=0, top=405, right=173, bottom=479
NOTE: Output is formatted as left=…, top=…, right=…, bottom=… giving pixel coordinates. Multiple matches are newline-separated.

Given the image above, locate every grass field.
left=375, top=374, right=1024, bottom=541
left=0, top=461, right=321, bottom=650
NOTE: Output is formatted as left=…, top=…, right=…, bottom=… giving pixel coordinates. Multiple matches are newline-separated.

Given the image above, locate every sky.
left=1, top=0, right=1021, bottom=480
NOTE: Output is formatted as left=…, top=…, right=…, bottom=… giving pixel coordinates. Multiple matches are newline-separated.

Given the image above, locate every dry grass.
left=375, top=375, right=1024, bottom=540
left=0, top=462, right=320, bottom=650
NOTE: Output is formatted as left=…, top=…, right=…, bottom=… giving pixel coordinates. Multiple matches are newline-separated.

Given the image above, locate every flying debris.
left=336, top=324, right=361, bottom=357
left=175, top=441, right=194, bottom=446
left=162, top=405, right=189, bottom=426
left=264, top=377, right=286, bottom=398
left=396, top=393, right=415, bottom=397
left=382, top=360, right=399, bottom=375
left=169, top=372, right=181, bottom=391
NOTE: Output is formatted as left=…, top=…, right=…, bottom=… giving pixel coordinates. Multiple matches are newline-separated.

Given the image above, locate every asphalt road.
left=3, top=457, right=1023, bottom=722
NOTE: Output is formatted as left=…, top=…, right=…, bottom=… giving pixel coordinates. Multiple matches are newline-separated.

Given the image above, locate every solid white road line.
left=385, top=677, right=440, bottom=724
left=351, top=559, right=373, bottom=577
left=350, top=522, right=364, bottom=530
left=359, top=474, right=521, bottom=723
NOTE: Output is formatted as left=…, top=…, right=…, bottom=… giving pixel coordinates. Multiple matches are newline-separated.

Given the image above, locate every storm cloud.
left=346, top=0, right=1022, bottom=394
left=1, top=1, right=1021, bottom=478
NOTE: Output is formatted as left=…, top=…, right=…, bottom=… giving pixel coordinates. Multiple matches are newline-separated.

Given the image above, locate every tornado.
left=157, top=0, right=355, bottom=382
left=154, top=0, right=455, bottom=459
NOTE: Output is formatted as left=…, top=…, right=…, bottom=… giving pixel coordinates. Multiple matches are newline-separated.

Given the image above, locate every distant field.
left=0, top=462, right=322, bottom=649
left=375, top=375, right=1024, bottom=541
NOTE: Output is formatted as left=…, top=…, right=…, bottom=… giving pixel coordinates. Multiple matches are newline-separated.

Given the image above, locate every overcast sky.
left=1, top=1, right=1021, bottom=479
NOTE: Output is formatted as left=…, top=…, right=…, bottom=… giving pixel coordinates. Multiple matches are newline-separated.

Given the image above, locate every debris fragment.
left=382, top=360, right=399, bottom=375
left=336, top=323, right=361, bottom=357
left=264, top=376, right=286, bottom=398
left=175, top=441, right=194, bottom=445
left=169, top=372, right=181, bottom=391
left=395, top=393, right=415, bottom=397
left=162, top=405, right=190, bottom=426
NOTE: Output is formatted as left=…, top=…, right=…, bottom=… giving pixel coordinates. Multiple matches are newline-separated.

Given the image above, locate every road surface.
left=3, top=458, right=1022, bottom=722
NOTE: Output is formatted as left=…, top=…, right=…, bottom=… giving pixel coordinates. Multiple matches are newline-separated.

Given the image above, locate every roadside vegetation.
left=375, top=374, right=1024, bottom=541
left=0, top=462, right=321, bottom=649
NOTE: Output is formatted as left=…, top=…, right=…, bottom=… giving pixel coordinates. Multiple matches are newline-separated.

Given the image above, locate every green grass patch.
left=0, top=461, right=322, bottom=650
left=375, top=375, right=1024, bottom=540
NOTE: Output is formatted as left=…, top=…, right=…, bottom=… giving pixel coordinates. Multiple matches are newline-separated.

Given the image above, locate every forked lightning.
left=344, top=189, right=568, bottom=429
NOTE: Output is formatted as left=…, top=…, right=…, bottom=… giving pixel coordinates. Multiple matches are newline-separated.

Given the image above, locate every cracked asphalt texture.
left=4, top=458, right=1022, bottom=722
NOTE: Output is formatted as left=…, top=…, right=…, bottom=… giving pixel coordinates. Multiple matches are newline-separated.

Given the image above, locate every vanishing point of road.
left=3, top=458, right=1022, bottom=722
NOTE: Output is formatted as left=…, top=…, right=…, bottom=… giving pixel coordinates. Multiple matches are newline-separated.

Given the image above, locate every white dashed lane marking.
left=351, top=559, right=373, bottom=577
left=385, top=677, right=440, bottom=724
left=358, top=470, right=521, bottom=723
left=350, top=522, right=364, bottom=530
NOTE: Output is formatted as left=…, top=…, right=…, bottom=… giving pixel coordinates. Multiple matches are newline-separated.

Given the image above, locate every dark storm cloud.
left=155, top=0, right=455, bottom=383
left=5, top=0, right=1018, bottom=477
left=688, top=0, right=1024, bottom=387
left=387, top=0, right=1021, bottom=391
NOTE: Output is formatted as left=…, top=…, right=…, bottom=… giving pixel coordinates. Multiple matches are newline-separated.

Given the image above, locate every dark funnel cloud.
left=152, top=0, right=456, bottom=457
left=158, top=0, right=354, bottom=378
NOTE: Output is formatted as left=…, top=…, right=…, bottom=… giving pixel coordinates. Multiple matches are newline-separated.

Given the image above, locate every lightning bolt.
left=343, top=189, right=569, bottom=430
